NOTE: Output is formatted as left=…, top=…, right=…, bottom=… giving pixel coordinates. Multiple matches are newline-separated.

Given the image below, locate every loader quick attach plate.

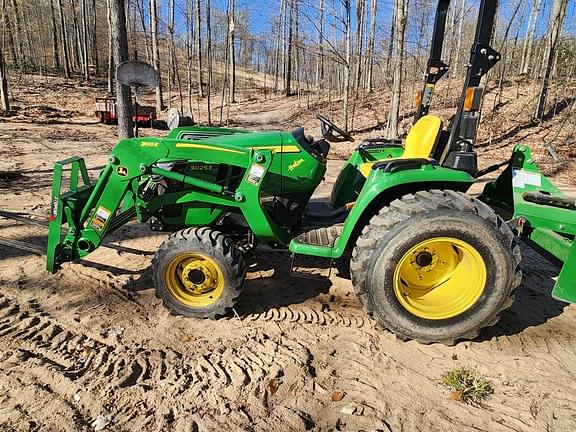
left=46, top=156, right=94, bottom=273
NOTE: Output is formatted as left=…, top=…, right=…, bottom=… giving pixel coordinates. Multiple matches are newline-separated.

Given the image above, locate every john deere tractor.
left=46, top=0, right=575, bottom=344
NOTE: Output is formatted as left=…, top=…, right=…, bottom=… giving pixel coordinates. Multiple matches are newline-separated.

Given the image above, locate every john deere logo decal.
left=117, top=166, right=128, bottom=177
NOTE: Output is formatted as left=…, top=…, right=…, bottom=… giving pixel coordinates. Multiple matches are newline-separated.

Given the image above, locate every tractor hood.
left=167, top=125, right=304, bottom=154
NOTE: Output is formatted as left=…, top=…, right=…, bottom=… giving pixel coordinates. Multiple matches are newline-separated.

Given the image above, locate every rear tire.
left=350, top=190, right=522, bottom=344
left=153, top=227, right=246, bottom=318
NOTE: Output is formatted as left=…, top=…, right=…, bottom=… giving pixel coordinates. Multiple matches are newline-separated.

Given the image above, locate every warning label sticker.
left=247, top=164, right=265, bottom=185
left=90, top=206, right=112, bottom=231
left=512, top=169, right=542, bottom=189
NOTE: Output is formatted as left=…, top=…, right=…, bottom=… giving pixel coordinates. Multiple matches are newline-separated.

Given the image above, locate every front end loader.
left=44, top=0, right=575, bottom=344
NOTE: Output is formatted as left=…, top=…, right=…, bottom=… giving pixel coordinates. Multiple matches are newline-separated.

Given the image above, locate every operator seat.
left=359, top=115, right=443, bottom=178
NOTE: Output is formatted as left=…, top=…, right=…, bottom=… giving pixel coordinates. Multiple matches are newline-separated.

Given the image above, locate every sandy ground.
left=0, top=81, right=576, bottom=431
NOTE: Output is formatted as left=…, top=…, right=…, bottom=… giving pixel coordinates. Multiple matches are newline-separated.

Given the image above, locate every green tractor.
left=46, top=0, right=575, bottom=344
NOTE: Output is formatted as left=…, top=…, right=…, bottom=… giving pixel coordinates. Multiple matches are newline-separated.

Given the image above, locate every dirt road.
left=1, top=92, right=576, bottom=431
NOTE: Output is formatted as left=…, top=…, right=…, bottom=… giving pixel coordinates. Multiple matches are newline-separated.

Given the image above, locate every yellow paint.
left=165, top=252, right=225, bottom=308
left=359, top=162, right=376, bottom=178
left=358, top=115, right=443, bottom=178
left=393, top=237, right=487, bottom=320
left=140, top=141, right=159, bottom=148
left=249, top=145, right=301, bottom=153
left=175, top=143, right=300, bottom=155
left=175, top=143, right=245, bottom=154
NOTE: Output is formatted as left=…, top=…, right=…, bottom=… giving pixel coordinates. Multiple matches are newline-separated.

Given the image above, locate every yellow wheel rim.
left=165, top=253, right=224, bottom=307
left=393, top=237, right=487, bottom=320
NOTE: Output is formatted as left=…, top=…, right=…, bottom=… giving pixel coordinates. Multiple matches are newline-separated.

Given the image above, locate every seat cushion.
left=357, top=115, right=442, bottom=178
left=403, top=115, right=443, bottom=158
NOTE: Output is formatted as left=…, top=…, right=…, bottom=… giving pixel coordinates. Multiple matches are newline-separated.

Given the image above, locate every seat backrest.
left=403, top=115, right=443, bottom=159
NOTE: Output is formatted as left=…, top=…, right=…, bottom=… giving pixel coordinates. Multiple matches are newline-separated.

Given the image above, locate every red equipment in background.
left=95, top=97, right=156, bottom=126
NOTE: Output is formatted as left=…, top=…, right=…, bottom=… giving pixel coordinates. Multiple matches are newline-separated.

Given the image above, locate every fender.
left=289, top=160, right=475, bottom=258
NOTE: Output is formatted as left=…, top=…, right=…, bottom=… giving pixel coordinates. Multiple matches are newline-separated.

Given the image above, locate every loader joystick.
left=317, top=113, right=354, bottom=143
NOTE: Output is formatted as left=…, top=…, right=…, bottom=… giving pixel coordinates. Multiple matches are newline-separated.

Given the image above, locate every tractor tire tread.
left=153, top=227, right=246, bottom=319
left=350, top=190, right=522, bottom=344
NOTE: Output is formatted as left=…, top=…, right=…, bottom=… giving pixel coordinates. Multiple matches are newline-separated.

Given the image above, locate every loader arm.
left=47, top=138, right=291, bottom=272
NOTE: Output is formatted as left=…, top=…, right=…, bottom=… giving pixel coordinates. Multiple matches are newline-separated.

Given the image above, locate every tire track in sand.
left=0, top=291, right=316, bottom=430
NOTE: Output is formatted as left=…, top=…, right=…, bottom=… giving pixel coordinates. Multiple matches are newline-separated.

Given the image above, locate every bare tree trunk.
left=21, top=2, right=35, bottom=71
left=520, top=0, right=542, bottom=76
left=167, top=0, right=174, bottom=108
left=206, top=0, right=212, bottom=125
left=2, top=0, right=18, bottom=67
left=219, top=1, right=230, bottom=124
left=445, top=0, right=456, bottom=70
left=57, top=0, right=71, bottom=78
left=0, top=45, right=9, bottom=111
left=49, top=0, right=61, bottom=71
left=343, top=0, right=351, bottom=130
left=387, top=0, right=408, bottom=139
left=453, top=0, right=465, bottom=75
left=106, top=0, right=114, bottom=92
left=493, top=0, right=523, bottom=111
left=274, top=0, right=284, bottom=91
left=315, top=0, right=324, bottom=90
left=33, top=4, right=48, bottom=75
left=534, top=0, right=568, bottom=121
left=228, top=0, right=236, bottom=103
left=386, top=5, right=395, bottom=74
left=167, top=0, right=182, bottom=111
left=187, top=0, right=194, bottom=115
left=366, top=0, right=377, bottom=93
left=282, top=0, right=289, bottom=91
left=91, top=0, right=100, bottom=74
left=294, top=1, right=300, bottom=105
left=110, top=0, right=133, bottom=138
left=354, top=0, right=365, bottom=95
left=150, top=0, right=164, bottom=111
left=9, top=0, right=25, bottom=71
left=81, top=0, right=90, bottom=81
left=285, top=0, right=294, bottom=96
left=70, top=0, right=83, bottom=72
left=195, top=0, right=204, bottom=98
left=135, top=0, right=152, bottom=63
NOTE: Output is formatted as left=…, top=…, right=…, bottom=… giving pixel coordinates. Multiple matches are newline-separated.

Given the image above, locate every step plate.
left=294, top=225, right=343, bottom=247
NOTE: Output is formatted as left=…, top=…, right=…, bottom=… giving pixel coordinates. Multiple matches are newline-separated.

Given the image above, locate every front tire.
left=350, top=190, right=522, bottom=344
left=153, top=228, right=246, bottom=318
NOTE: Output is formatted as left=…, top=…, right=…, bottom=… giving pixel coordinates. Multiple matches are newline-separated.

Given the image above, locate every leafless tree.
left=520, top=0, right=542, bottom=76
left=0, top=45, right=9, bottom=111
left=534, top=0, right=568, bottom=121
left=110, top=0, right=133, bottom=138
left=150, top=0, right=164, bottom=111
left=387, top=0, right=408, bottom=139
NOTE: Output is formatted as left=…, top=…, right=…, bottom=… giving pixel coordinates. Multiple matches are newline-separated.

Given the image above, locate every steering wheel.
left=316, top=113, right=354, bottom=143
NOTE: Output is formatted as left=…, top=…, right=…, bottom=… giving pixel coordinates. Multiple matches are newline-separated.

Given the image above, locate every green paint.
left=481, top=144, right=575, bottom=304
left=47, top=129, right=575, bottom=308
left=290, top=163, right=475, bottom=258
